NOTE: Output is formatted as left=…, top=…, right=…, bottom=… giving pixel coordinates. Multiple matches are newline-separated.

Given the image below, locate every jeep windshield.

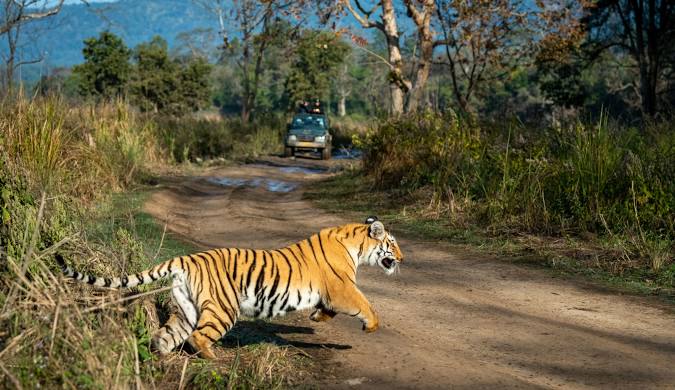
left=289, top=114, right=327, bottom=136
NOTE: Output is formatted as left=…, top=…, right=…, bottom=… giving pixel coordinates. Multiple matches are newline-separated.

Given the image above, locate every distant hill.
left=9, top=0, right=220, bottom=79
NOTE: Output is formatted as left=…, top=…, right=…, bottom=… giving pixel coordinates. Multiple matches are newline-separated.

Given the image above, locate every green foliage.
left=178, top=56, right=213, bottom=112
left=188, top=344, right=309, bottom=389
left=358, top=110, right=481, bottom=190
left=73, top=31, right=131, bottom=99
left=0, top=96, right=178, bottom=388
left=358, top=111, right=675, bottom=267
left=0, top=107, right=127, bottom=387
left=130, top=36, right=212, bottom=115
left=284, top=31, right=351, bottom=105
left=537, top=60, right=587, bottom=108
left=130, top=36, right=179, bottom=113
left=132, top=306, right=153, bottom=362
left=155, top=115, right=284, bottom=162
left=71, top=32, right=211, bottom=115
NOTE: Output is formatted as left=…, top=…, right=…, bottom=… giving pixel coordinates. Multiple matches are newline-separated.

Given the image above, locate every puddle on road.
left=332, top=148, right=362, bottom=160
left=208, top=177, right=298, bottom=193
left=278, top=166, right=324, bottom=175
left=262, top=179, right=296, bottom=193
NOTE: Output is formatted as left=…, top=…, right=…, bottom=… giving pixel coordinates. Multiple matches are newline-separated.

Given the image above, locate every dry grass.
left=0, top=95, right=313, bottom=388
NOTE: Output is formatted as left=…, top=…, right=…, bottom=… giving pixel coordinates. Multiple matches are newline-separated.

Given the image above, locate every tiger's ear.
left=369, top=221, right=386, bottom=240
left=365, top=216, right=378, bottom=224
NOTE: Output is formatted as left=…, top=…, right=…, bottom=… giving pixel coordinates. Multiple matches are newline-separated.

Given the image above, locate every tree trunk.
left=405, top=28, right=433, bottom=112
left=643, top=0, right=658, bottom=116
left=382, top=0, right=407, bottom=115
left=631, top=0, right=657, bottom=116
left=404, top=0, right=435, bottom=113
left=241, top=101, right=251, bottom=123
left=4, top=21, right=17, bottom=93
left=639, top=65, right=657, bottom=116
left=338, top=94, right=346, bottom=117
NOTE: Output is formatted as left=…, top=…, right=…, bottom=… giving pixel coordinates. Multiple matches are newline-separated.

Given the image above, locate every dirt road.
left=144, top=157, right=675, bottom=389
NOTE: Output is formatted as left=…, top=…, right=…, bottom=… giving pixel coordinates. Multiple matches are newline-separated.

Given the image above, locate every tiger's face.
left=364, top=218, right=404, bottom=275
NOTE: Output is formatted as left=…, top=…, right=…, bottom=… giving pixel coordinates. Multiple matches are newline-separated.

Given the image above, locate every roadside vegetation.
left=0, top=96, right=309, bottom=388
left=308, top=112, right=675, bottom=297
left=1, top=0, right=674, bottom=387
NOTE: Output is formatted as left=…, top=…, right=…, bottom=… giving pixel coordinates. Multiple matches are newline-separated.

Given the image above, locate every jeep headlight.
left=314, top=135, right=326, bottom=143
left=287, top=135, right=297, bottom=144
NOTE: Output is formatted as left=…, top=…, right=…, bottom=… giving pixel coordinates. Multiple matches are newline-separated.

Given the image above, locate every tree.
left=33, top=67, right=80, bottom=98
left=284, top=30, right=351, bottom=107
left=0, top=0, right=64, bottom=92
left=130, top=36, right=179, bottom=113
left=173, top=28, right=218, bottom=61
left=435, top=0, right=533, bottom=113
left=73, top=31, right=131, bottom=99
left=177, top=56, right=213, bottom=112
left=341, top=0, right=440, bottom=114
left=194, top=0, right=303, bottom=122
left=583, top=0, right=675, bottom=116
left=130, top=36, right=212, bottom=115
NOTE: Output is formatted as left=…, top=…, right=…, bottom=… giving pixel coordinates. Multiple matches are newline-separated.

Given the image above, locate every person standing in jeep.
left=310, top=99, right=323, bottom=114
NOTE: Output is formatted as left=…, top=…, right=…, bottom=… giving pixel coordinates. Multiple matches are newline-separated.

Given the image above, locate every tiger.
left=56, top=216, right=403, bottom=359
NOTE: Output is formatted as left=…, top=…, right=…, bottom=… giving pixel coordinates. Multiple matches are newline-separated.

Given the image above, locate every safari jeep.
left=284, top=113, right=332, bottom=160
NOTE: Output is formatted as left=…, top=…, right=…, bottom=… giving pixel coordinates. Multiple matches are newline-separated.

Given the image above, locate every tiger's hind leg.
left=152, top=275, right=199, bottom=355
left=151, top=311, right=193, bottom=355
left=188, top=308, right=236, bottom=359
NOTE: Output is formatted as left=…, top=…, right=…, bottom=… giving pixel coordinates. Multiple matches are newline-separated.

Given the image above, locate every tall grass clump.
left=0, top=96, right=309, bottom=388
left=76, top=100, right=163, bottom=188
left=155, top=114, right=284, bottom=163
left=0, top=95, right=166, bottom=387
left=358, top=110, right=674, bottom=272
left=0, top=96, right=68, bottom=191
left=358, top=110, right=481, bottom=191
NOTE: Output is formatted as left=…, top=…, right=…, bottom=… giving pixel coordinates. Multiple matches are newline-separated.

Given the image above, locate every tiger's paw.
left=199, top=347, right=217, bottom=360
left=362, top=319, right=379, bottom=333
left=188, top=336, right=217, bottom=360
left=150, top=335, right=172, bottom=355
left=310, top=309, right=335, bottom=322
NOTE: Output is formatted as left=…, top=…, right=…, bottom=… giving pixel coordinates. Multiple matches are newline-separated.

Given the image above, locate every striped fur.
left=57, top=217, right=403, bottom=359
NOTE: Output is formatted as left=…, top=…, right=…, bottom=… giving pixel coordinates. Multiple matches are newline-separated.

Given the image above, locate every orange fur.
left=58, top=218, right=403, bottom=358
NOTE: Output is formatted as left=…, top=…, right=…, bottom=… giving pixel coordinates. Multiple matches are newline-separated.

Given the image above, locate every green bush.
left=155, top=115, right=284, bottom=163
left=358, top=110, right=482, bottom=190
left=358, top=111, right=674, bottom=265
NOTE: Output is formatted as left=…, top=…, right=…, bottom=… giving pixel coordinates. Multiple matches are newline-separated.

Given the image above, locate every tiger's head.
left=362, top=216, right=403, bottom=275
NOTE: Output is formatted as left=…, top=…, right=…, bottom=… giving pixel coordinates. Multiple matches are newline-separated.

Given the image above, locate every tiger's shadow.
left=154, top=299, right=350, bottom=352
left=218, top=319, right=352, bottom=350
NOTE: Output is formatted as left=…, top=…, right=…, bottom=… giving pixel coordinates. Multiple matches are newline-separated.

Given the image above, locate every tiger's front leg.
left=330, top=287, right=379, bottom=333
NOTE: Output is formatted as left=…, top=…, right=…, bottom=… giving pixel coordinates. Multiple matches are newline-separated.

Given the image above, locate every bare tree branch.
left=341, top=0, right=383, bottom=30
left=0, top=0, right=64, bottom=35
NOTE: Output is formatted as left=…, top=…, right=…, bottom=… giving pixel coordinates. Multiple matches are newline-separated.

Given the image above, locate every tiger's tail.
left=55, top=253, right=178, bottom=289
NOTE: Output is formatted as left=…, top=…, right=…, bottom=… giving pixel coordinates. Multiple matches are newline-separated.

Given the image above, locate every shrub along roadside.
left=307, top=170, right=675, bottom=299
left=313, top=111, right=674, bottom=296
left=0, top=96, right=306, bottom=388
left=154, top=114, right=285, bottom=163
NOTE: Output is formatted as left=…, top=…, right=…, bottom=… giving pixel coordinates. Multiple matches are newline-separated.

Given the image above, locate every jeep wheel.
left=284, top=146, right=294, bottom=157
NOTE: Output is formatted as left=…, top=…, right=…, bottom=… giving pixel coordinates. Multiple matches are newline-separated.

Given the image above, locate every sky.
left=63, top=0, right=118, bottom=4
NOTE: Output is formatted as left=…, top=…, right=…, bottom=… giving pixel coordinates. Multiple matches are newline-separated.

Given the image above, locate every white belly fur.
left=239, top=288, right=322, bottom=318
